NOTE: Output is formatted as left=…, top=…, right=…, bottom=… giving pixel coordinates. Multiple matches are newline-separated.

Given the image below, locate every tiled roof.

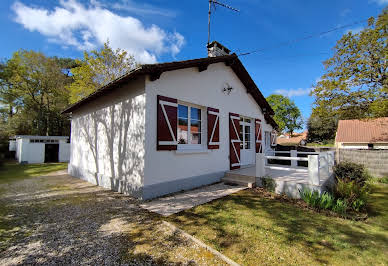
left=61, top=54, right=278, bottom=129
left=335, top=117, right=388, bottom=143
left=277, top=131, right=307, bottom=145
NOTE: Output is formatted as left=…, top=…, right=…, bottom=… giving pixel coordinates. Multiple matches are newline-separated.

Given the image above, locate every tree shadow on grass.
left=170, top=189, right=388, bottom=265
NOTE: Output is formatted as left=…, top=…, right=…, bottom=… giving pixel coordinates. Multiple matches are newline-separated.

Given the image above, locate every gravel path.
left=0, top=170, right=226, bottom=265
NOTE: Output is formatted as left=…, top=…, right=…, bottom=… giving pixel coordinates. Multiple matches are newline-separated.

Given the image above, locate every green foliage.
left=333, top=161, right=370, bottom=185
left=309, top=8, right=388, bottom=142
left=332, top=162, right=371, bottom=211
left=318, top=192, right=335, bottom=210
left=334, top=179, right=370, bottom=211
left=307, top=111, right=338, bottom=142
left=67, top=41, right=138, bottom=103
left=332, top=199, right=348, bottom=215
left=266, top=94, right=303, bottom=135
left=300, top=189, right=334, bottom=210
left=0, top=50, right=75, bottom=137
left=378, top=177, right=388, bottom=184
left=261, top=177, right=276, bottom=192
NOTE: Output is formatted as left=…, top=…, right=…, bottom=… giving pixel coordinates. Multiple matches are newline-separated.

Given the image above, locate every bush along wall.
left=300, top=161, right=372, bottom=218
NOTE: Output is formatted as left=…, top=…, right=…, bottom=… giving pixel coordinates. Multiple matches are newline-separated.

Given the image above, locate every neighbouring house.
left=335, top=117, right=388, bottom=149
left=277, top=131, right=307, bottom=146
left=11, top=135, right=70, bottom=164
left=62, top=41, right=278, bottom=200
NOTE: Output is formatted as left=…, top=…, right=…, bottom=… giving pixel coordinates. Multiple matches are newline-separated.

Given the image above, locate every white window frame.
left=177, top=101, right=205, bottom=150
left=239, top=117, right=252, bottom=150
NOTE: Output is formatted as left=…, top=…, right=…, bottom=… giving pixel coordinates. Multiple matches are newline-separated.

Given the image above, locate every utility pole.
left=207, top=0, right=239, bottom=45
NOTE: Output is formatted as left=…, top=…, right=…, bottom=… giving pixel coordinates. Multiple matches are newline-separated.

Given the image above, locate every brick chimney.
left=207, top=41, right=230, bottom=57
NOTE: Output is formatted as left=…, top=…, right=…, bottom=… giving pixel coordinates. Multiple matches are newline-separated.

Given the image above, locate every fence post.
left=290, top=150, right=297, bottom=167
left=308, top=155, right=320, bottom=185
left=256, top=153, right=266, bottom=177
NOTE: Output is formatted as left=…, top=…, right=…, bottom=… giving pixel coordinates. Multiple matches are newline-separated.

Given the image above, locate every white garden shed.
left=12, top=135, right=70, bottom=164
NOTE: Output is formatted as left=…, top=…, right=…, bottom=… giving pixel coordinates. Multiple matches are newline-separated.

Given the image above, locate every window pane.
left=245, top=118, right=251, bottom=123
left=245, top=141, right=250, bottom=149
left=245, top=125, right=250, bottom=133
left=191, top=119, right=201, bottom=133
left=178, top=105, right=188, bottom=118
left=191, top=133, right=201, bottom=144
left=191, top=107, right=201, bottom=120
left=178, top=118, right=188, bottom=144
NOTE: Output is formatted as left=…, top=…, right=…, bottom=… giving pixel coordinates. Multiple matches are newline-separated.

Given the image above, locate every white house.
left=12, top=135, right=70, bottom=164
left=62, top=42, right=278, bottom=200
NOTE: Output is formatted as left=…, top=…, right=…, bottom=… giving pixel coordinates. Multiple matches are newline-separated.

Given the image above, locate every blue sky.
left=0, top=0, right=386, bottom=129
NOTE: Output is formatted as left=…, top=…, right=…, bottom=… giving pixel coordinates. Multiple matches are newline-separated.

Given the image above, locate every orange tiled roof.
left=335, top=117, right=388, bottom=143
left=277, top=131, right=307, bottom=145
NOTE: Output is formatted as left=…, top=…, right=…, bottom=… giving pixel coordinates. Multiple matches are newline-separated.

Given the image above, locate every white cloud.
left=345, top=27, right=364, bottom=34
left=371, top=0, right=388, bottom=5
left=274, top=88, right=312, bottom=98
left=12, top=0, right=185, bottom=63
left=111, top=0, right=177, bottom=18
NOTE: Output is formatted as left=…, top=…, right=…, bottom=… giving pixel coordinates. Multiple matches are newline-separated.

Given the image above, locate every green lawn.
left=168, top=185, right=388, bottom=265
left=0, top=162, right=68, bottom=184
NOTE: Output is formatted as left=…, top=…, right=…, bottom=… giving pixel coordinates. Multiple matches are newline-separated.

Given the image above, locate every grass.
left=306, top=140, right=335, bottom=147
left=168, top=185, right=388, bottom=265
left=0, top=162, right=68, bottom=184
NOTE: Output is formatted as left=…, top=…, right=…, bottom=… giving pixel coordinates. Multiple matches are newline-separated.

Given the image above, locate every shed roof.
left=62, top=54, right=277, bottom=129
left=335, top=117, right=388, bottom=143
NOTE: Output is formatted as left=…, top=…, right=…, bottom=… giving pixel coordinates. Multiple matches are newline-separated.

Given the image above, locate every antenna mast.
left=208, top=0, right=239, bottom=45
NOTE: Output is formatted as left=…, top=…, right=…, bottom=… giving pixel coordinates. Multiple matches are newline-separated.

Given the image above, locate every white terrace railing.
left=256, top=150, right=335, bottom=186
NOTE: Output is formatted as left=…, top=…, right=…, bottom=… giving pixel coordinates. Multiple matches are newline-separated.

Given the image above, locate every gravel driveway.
left=0, top=170, right=225, bottom=265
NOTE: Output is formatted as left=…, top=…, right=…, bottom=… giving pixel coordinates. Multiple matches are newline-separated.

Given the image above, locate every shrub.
left=333, top=161, right=370, bottom=185
left=334, top=177, right=370, bottom=212
left=261, top=177, right=276, bottom=192
left=318, top=192, right=335, bottom=210
left=300, top=188, right=323, bottom=208
left=378, top=177, right=388, bottom=184
left=332, top=199, right=347, bottom=215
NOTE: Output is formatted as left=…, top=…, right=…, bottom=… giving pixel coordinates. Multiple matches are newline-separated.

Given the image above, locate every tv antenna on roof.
left=208, top=0, right=239, bottom=45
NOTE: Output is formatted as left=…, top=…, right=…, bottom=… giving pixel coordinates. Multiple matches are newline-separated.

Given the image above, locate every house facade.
left=63, top=43, right=277, bottom=199
left=335, top=118, right=388, bottom=149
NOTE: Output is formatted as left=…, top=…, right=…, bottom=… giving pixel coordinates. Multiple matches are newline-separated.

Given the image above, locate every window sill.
left=175, top=148, right=209, bottom=155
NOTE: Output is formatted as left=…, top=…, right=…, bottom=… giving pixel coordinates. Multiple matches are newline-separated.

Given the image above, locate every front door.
left=239, top=117, right=255, bottom=166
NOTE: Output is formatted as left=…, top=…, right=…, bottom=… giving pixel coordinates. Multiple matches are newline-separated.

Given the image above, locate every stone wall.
left=337, top=149, right=388, bottom=177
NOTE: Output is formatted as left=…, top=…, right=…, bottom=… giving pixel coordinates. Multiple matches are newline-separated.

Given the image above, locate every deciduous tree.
left=67, top=42, right=138, bottom=103
left=266, top=94, right=303, bottom=136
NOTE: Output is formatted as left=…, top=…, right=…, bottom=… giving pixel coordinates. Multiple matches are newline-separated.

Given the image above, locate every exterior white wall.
left=18, top=139, right=45, bottom=164
left=68, top=77, right=146, bottom=196
left=336, top=142, right=388, bottom=149
left=144, top=63, right=273, bottom=192
left=9, top=140, right=16, bottom=151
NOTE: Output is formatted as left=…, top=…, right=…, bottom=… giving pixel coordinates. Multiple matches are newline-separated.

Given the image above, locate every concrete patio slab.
left=140, top=182, right=246, bottom=216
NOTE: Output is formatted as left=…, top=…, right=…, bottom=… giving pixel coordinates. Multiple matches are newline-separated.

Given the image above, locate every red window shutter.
left=207, top=107, right=220, bottom=149
left=157, top=95, right=178, bottom=150
left=229, top=113, right=241, bottom=170
left=255, top=119, right=263, bottom=153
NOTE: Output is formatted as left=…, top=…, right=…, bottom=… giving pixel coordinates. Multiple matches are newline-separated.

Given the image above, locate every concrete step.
left=222, top=173, right=256, bottom=188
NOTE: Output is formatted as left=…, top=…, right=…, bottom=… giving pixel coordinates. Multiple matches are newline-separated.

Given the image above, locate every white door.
left=239, top=117, right=255, bottom=166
